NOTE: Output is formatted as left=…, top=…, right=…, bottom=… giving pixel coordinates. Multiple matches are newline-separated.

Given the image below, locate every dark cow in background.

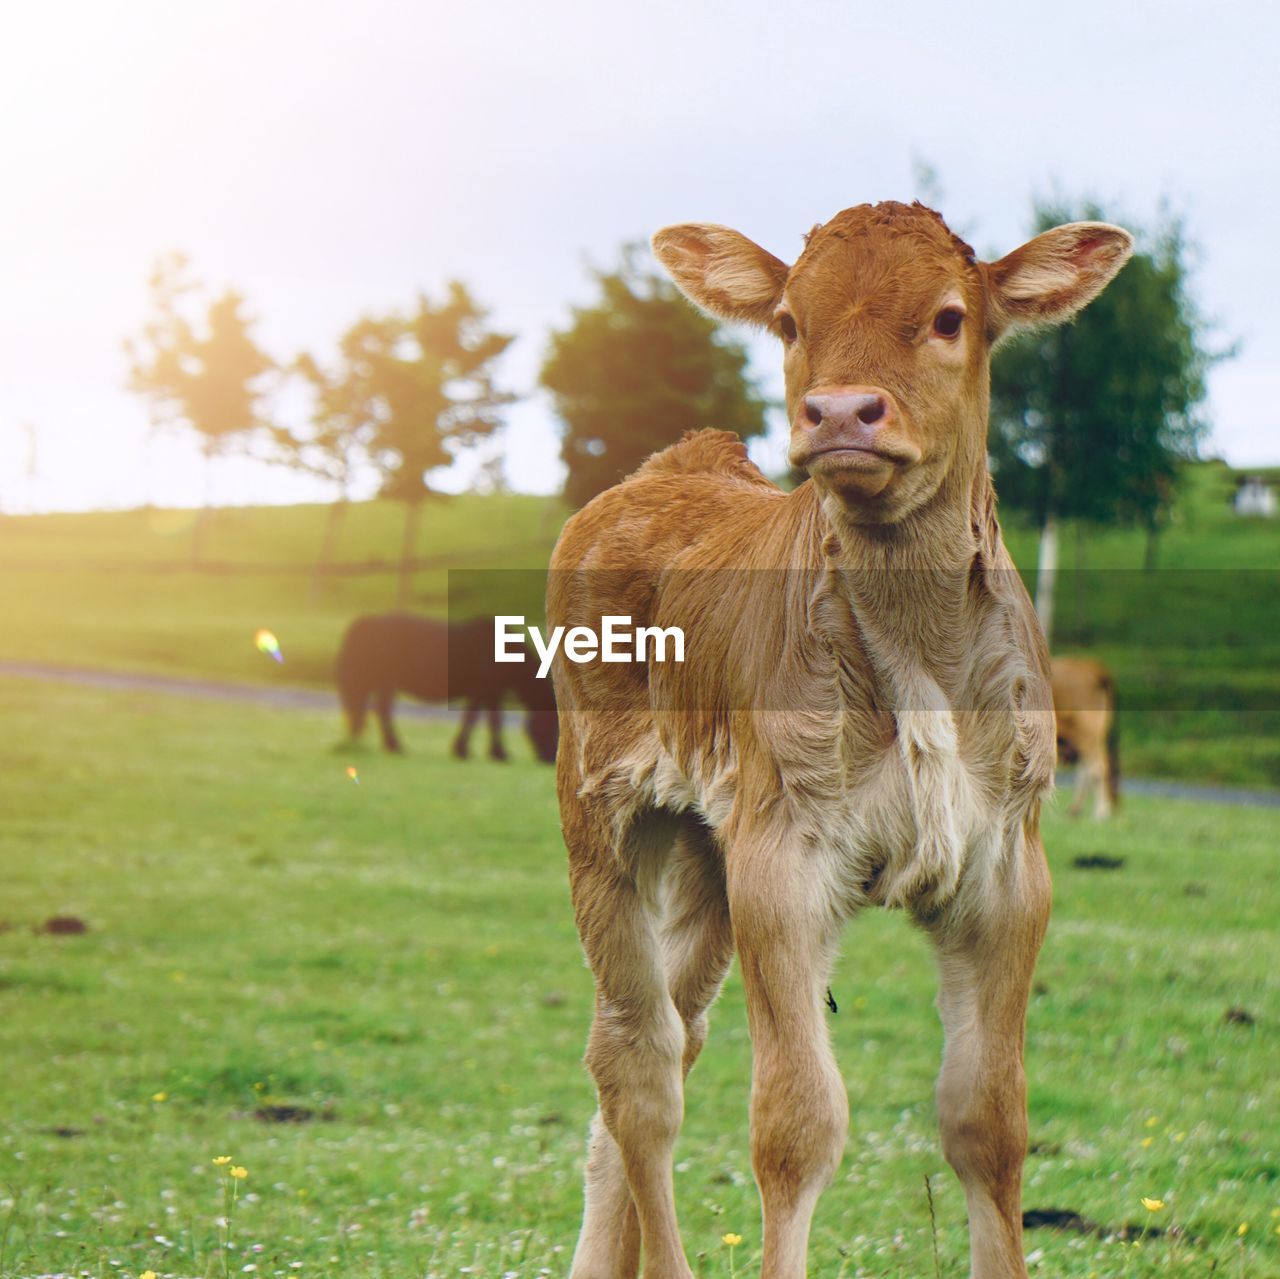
left=335, top=613, right=558, bottom=762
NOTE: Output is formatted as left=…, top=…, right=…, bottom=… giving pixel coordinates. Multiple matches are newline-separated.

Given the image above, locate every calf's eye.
left=778, top=314, right=798, bottom=343
left=933, top=307, right=964, bottom=338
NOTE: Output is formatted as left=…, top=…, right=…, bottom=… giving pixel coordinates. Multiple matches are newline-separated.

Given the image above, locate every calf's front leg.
left=729, top=841, right=847, bottom=1279
left=926, top=835, right=1052, bottom=1279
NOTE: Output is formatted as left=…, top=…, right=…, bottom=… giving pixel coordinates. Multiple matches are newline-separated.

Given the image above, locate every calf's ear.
left=651, top=224, right=790, bottom=327
left=985, top=222, right=1133, bottom=343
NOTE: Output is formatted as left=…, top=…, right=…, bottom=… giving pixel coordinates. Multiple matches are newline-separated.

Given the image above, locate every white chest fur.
left=829, top=684, right=1005, bottom=913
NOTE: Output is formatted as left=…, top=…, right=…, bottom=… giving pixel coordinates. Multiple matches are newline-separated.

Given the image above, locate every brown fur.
left=549, top=201, right=1132, bottom=1279
left=1051, top=656, right=1119, bottom=819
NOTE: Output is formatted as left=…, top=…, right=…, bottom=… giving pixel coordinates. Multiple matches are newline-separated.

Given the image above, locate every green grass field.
left=1, top=678, right=1277, bottom=1278
left=0, top=461, right=1276, bottom=787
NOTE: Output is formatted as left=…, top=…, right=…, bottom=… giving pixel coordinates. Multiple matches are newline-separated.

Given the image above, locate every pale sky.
left=1, top=0, right=1277, bottom=512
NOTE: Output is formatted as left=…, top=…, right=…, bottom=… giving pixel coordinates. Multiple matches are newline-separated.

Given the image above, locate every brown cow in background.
left=1051, top=656, right=1119, bottom=819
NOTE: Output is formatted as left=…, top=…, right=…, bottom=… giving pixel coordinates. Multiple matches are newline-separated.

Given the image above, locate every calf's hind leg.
left=569, top=818, right=732, bottom=1279
left=663, top=821, right=734, bottom=1079
left=927, top=838, right=1052, bottom=1279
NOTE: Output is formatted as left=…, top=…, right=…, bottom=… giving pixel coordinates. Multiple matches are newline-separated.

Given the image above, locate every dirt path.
left=1116, top=777, right=1279, bottom=809
left=0, top=659, right=449, bottom=720
left=3, top=660, right=1278, bottom=809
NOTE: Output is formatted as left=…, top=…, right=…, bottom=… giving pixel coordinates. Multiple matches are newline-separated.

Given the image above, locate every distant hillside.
left=0, top=493, right=568, bottom=690
left=0, top=492, right=566, bottom=572
left=1, top=464, right=1277, bottom=786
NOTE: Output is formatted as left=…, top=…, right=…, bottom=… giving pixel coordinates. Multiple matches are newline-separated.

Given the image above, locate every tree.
left=126, top=253, right=275, bottom=557
left=541, top=246, right=770, bottom=508
left=310, top=286, right=514, bottom=604
left=989, top=201, right=1222, bottom=639
left=272, top=341, right=380, bottom=600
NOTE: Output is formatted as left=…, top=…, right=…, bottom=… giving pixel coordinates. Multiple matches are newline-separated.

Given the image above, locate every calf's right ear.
left=651, top=224, right=790, bottom=328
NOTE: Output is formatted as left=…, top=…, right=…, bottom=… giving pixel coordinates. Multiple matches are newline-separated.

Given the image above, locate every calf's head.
left=653, top=202, right=1132, bottom=524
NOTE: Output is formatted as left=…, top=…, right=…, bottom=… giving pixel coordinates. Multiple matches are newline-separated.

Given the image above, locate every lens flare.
left=346, top=766, right=360, bottom=785
left=254, top=629, right=284, bottom=663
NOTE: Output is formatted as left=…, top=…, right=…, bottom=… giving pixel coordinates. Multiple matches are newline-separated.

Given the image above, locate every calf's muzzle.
left=790, top=384, right=921, bottom=486
left=804, top=389, right=890, bottom=430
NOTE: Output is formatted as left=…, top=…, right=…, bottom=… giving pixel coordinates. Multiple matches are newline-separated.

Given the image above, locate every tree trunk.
left=396, top=502, right=422, bottom=607
left=191, top=445, right=214, bottom=565
left=1034, top=514, right=1058, bottom=647
left=1143, top=526, right=1160, bottom=573
left=309, top=499, right=348, bottom=606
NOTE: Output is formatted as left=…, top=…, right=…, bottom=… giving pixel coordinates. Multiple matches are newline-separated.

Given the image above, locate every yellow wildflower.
left=142, top=1272, right=157, bottom=1279
left=1144, top=1116, right=1159, bottom=1128
left=1237, top=1222, right=1248, bottom=1236
left=230, top=1165, right=248, bottom=1179
left=722, top=1233, right=742, bottom=1247
left=212, top=1155, right=232, bottom=1165
left=1141, top=1198, right=1165, bottom=1212
left=151, top=1091, right=167, bottom=1103
left=1139, top=1136, right=1154, bottom=1148
left=1173, top=1131, right=1186, bottom=1143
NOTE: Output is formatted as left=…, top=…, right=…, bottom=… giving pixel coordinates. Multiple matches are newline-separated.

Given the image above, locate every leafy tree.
left=282, top=349, right=375, bottom=498
left=307, top=286, right=515, bottom=604
left=541, top=246, right=770, bottom=508
left=126, top=253, right=274, bottom=556
left=989, top=202, right=1223, bottom=636
left=273, top=339, right=382, bottom=600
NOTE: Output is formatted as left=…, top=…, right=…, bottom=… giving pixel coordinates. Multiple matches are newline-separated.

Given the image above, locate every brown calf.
left=1051, top=656, right=1119, bottom=819
left=548, top=202, right=1131, bottom=1279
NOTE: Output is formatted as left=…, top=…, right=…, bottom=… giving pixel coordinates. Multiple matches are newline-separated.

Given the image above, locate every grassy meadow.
left=0, top=460, right=1276, bottom=786
left=1, top=678, right=1278, bottom=1279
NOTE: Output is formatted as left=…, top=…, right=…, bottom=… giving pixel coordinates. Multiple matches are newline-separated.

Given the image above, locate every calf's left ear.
left=651, top=223, right=790, bottom=327
left=984, top=222, right=1134, bottom=343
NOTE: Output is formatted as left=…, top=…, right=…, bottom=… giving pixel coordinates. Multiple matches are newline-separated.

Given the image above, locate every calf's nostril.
left=803, top=397, right=824, bottom=427
left=856, top=396, right=887, bottom=426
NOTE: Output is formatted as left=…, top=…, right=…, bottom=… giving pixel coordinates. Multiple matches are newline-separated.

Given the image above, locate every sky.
left=1, top=0, right=1277, bottom=512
